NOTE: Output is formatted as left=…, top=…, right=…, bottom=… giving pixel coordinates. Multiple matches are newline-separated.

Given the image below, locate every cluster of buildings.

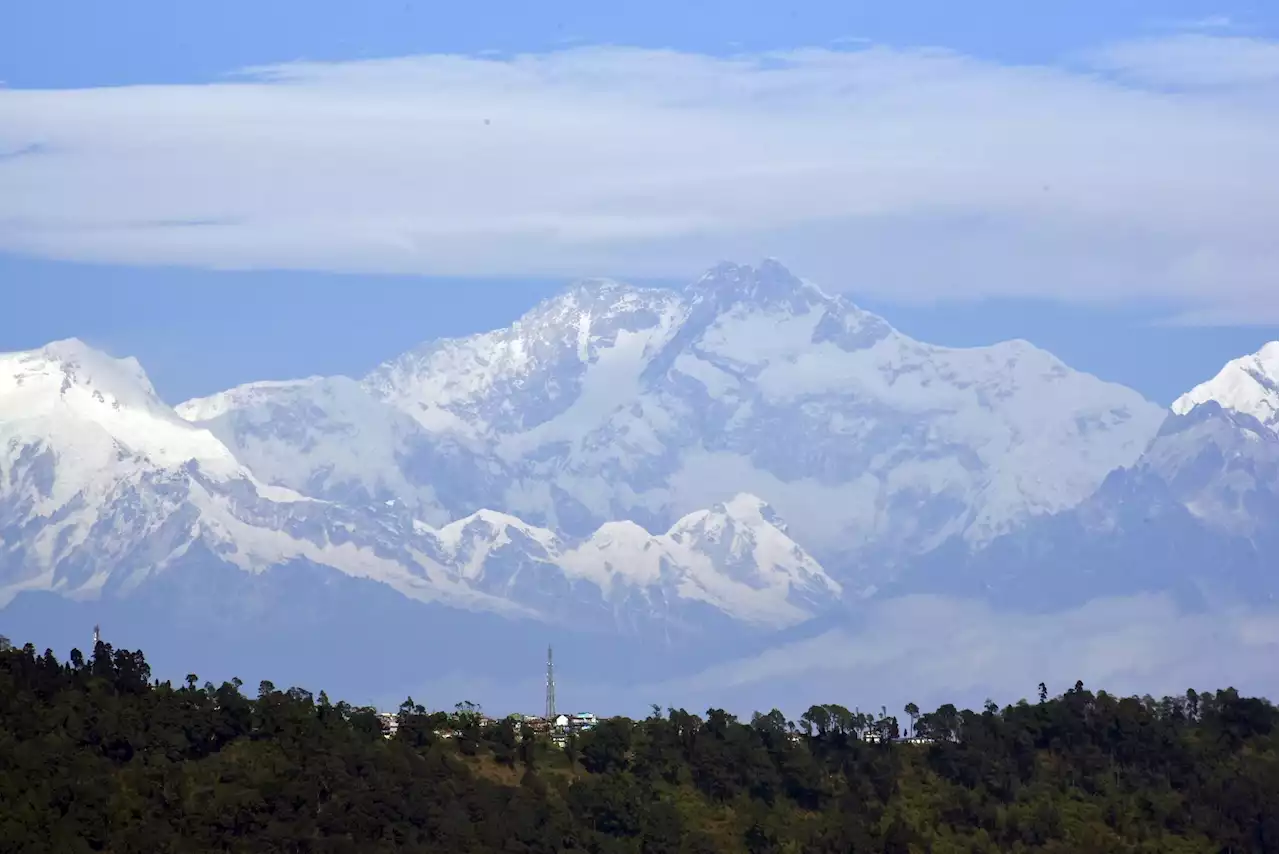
left=374, top=646, right=937, bottom=748
left=862, top=731, right=937, bottom=745
left=374, top=709, right=598, bottom=744
left=376, top=712, right=399, bottom=737
left=546, top=712, right=597, bottom=747
left=376, top=649, right=596, bottom=745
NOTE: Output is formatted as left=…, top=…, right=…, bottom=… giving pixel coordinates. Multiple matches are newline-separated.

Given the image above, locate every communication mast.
left=92, top=624, right=101, bottom=650
left=545, top=645, right=557, bottom=721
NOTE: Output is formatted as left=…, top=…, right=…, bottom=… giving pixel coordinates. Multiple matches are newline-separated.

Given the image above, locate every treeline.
left=0, top=637, right=1275, bottom=853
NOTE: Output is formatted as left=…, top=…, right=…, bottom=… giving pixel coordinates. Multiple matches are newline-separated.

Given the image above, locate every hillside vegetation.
left=0, top=638, right=1274, bottom=853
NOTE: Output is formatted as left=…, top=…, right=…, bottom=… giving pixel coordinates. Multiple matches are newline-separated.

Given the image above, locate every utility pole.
left=545, top=645, right=556, bottom=721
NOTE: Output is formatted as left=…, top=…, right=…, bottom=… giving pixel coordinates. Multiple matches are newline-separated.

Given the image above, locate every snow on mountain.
left=653, top=263, right=1163, bottom=552
left=0, top=339, right=516, bottom=615
left=363, top=279, right=688, bottom=450
left=1071, top=399, right=1277, bottom=550
left=2, top=339, right=244, bottom=498
left=898, top=345, right=1280, bottom=610
left=2, top=339, right=837, bottom=629
left=0, top=339, right=266, bottom=601
left=561, top=494, right=842, bottom=628
left=9, top=259, right=1210, bottom=640
left=423, top=494, right=840, bottom=630
left=1145, top=347, right=1278, bottom=538
left=176, top=375, right=458, bottom=525
left=330, top=259, right=1162, bottom=570
left=1138, top=410, right=1276, bottom=540
left=1171, top=341, right=1278, bottom=433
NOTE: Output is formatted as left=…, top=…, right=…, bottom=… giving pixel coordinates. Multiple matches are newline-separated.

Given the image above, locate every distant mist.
left=642, top=593, right=1278, bottom=718
left=389, top=592, right=1278, bottom=718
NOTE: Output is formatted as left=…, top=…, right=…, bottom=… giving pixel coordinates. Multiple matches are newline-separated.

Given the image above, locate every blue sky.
left=3, top=1, right=1276, bottom=86
left=0, top=0, right=1276, bottom=404
left=1, top=253, right=1269, bottom=407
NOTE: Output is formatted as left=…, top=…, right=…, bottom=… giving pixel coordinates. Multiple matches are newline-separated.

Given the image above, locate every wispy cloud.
left=0, top=142, right=50, bottom=161
left=1183, top=15, right=1235, bottom=30
left=639, top=593, right=1278, bottom=717
left=0, top=36, right=1275, bottom=321
left=1084, top=33, right=1278, bottom=88
left=1156, top=15, right=1237, bottom=33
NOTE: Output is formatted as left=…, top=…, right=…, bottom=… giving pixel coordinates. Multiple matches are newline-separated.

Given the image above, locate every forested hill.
left=0, top=638, right=1275, bottom=853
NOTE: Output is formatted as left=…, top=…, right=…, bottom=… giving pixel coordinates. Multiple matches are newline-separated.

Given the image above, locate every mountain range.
left=1, top=260, right=1275, bottom=705
left=870, top=343, right=1278, bottom=608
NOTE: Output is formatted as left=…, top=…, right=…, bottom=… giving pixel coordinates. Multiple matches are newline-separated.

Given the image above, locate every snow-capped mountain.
left=2, top=265, right=1271, bottom=705
left=1151, top=341, right=1278, bottom=540
left=437, top=495, right=840, bottom=631
left=181, top=260, right=1164, bottom=581
left=1172, top=341, right=1278, bottom=433
left=174, top=375, right=467, bottom=526
left=897, top=345, right=1279, bottom=609
left=1, top=338, right=837, bottom=631
left=0, top=340, right=517, bottom=615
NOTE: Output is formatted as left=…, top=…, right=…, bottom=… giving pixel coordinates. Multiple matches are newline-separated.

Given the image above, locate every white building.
left=568, top=712, right=597, bottom=730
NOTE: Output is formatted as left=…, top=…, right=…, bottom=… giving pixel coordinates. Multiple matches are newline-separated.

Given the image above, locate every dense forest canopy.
left=0, top=636, right=1275, bottom=853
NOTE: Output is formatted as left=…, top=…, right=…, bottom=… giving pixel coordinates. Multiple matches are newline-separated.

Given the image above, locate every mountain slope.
left=1, top=340, right=839, bottom=631
left=436, top=494, right=841, bottom=631
left=370, top=260, right=1165, bottom=561
left=895, top=346, right=1279, bottom=610
left=3, top=278, right=1269, bottom=707
left=181, top=260, right=1165, bottom=579
left=0, top=340, right=513, bottom=614
left=174, top=375, right=464, bottom=526
left=1172, top=341, right=1278, bottom=433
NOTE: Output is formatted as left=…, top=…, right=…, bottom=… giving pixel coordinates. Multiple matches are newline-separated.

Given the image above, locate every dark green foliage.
left=578, top=717, right=633, bottom=775
left=0, top=641, right=1274, bottom=853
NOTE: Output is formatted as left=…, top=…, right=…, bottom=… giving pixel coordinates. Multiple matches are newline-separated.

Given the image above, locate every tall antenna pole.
left=545, top=645, right=556, bottom=720
left=93, top=624, right=101, bottom=650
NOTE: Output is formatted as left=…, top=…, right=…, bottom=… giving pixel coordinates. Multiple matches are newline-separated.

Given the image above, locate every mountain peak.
left=1171, top=341, right=1279, bottom=432
left=709, top=493, right=779, bottom=525
left=40, top=336, right=96, bottom=358
left=44, top=337, right=149, bottom=379
left=0, top=338, right=250, bottom=527
left=670, top=493, right=793, bottom=544
left=687, top=259, right=825, bottom=311
left=3, top=338, right=161, bottom=416
left=176, top=376, right=334, bottom=423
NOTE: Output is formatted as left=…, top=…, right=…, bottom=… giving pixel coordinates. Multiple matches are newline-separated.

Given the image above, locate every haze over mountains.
left=1, top=260, right=1276, bottom=710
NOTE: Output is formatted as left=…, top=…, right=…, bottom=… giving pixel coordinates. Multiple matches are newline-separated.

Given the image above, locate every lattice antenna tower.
left=93, top=624, right=101, bottom=650
left=545, top=645, right=557, bottom=720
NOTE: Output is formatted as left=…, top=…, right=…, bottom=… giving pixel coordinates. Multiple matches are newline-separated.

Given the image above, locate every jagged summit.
left=687, top=258, right=828, bottom=312
left=713, top=492, right=775, bottom=518
left=8, top=338, right=161, bottom=412
left=910, top=352, right=1280, bottom=611
left=1171, top=341, right=1279, bottom=432
left=359, top=273, right=685, bottom=441
left=39, top=336, right=121, bottom=361
left=0, top=339, right=243, bottom=487
left=559, top=492, right=842, bottom=627
left=2, top=337, right=844, bottom=628
left=5, top=264, right=1270, bottom=699
left=173, top=260, right=1164, bottom=563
